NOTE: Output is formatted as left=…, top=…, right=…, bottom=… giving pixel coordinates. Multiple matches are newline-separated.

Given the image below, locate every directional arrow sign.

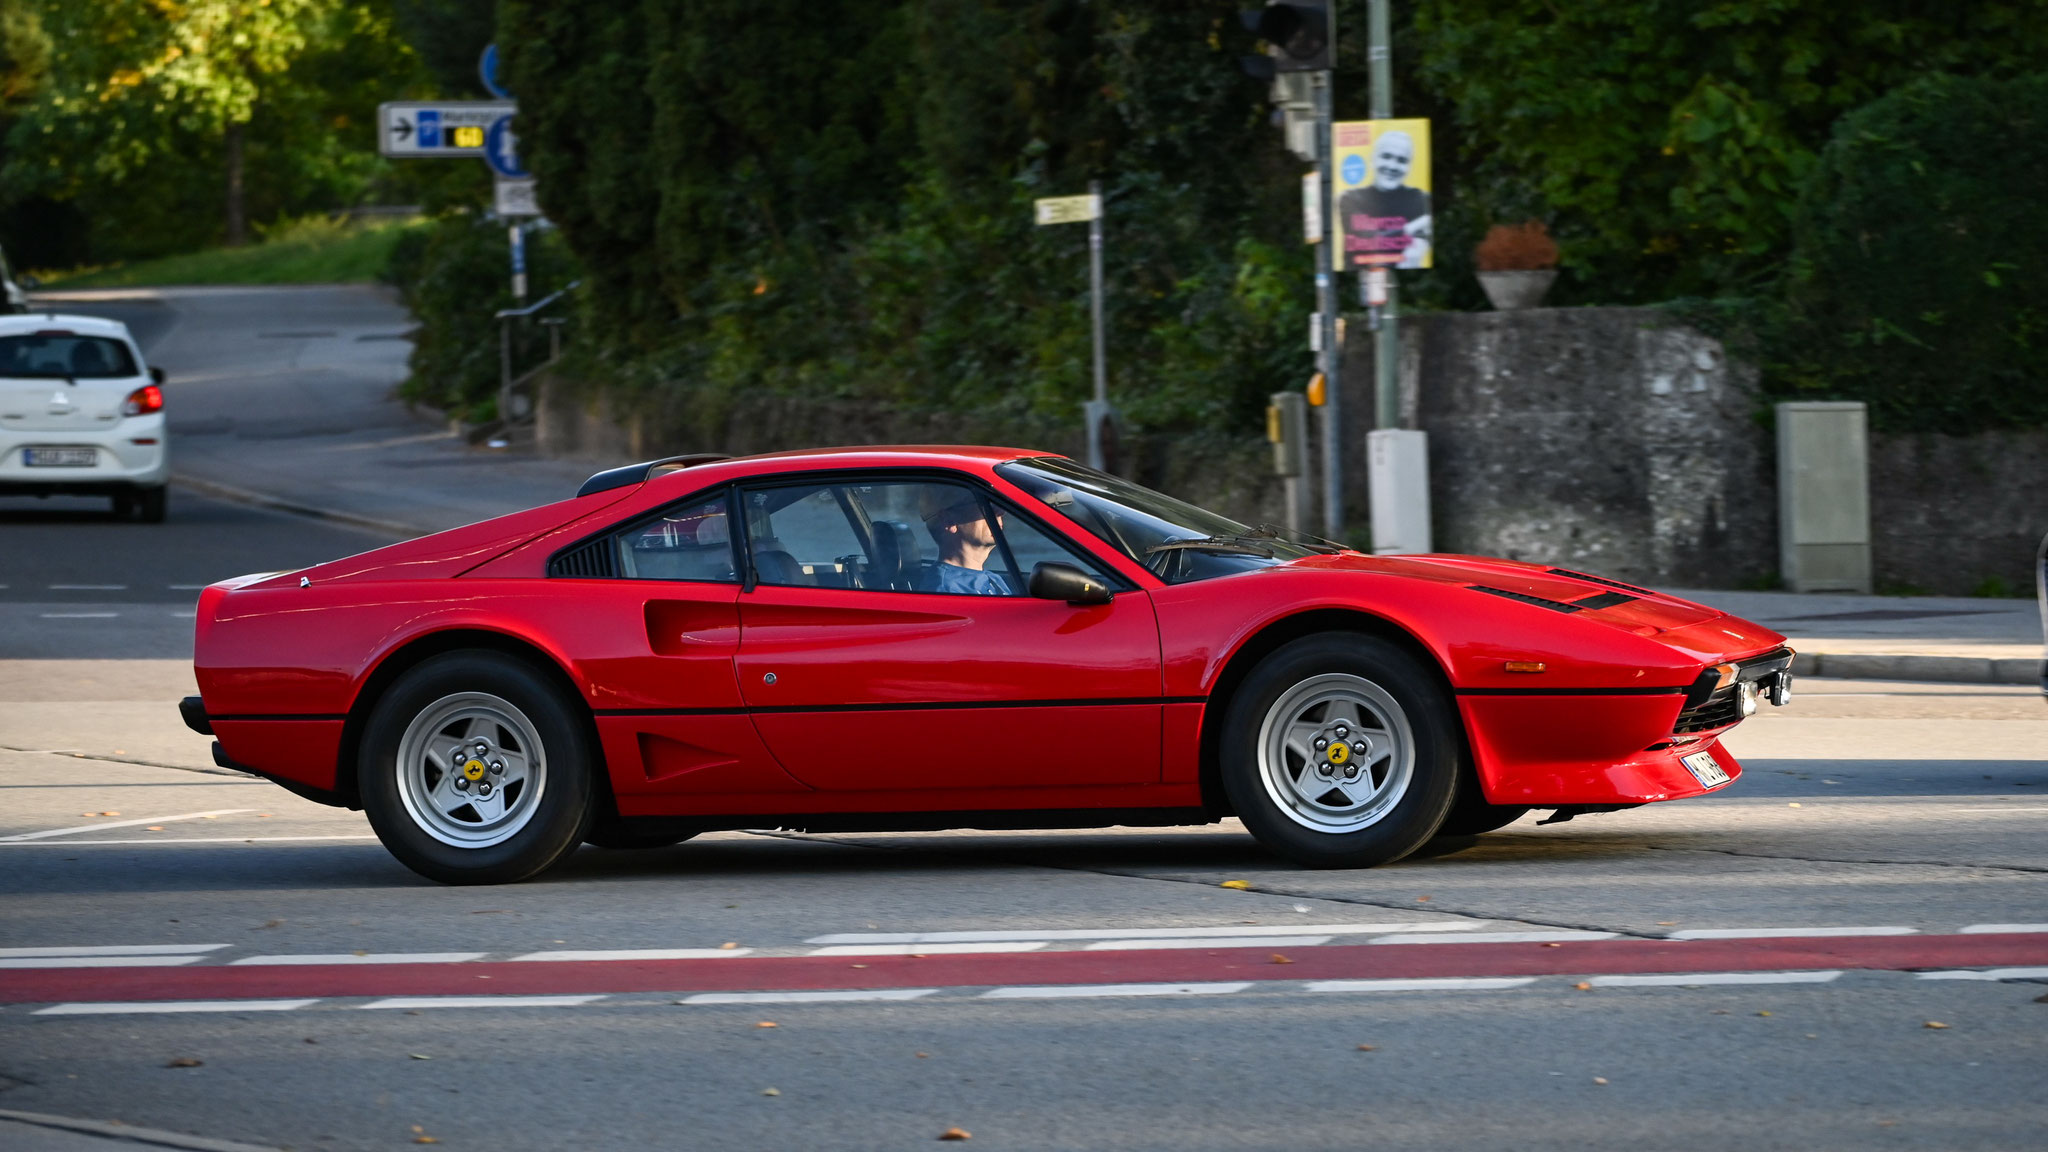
left=379, top=101, right=515, bottom=158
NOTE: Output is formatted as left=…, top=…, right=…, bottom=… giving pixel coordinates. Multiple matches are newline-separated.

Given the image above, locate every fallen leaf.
left=258, top=813, right=273, bottom=818
left=916, top=1052, right=930, bottom=1059
left=910, top=953, right=928, bottom=959
left=1355, top=1044, right=1377, bottom=1052
left=1542, top=942, right=1561, bottom=948
left=1656, top=922, right=1677, bottom=926
left=1270, top=953, right=1294, bottom=964
left=353, top=949, right=368, bottom=957
left=409, top=1054, right=432, bottom=1061
left=1415, top=896, right=1431, bottom=902
left=851, top=964, right=869, bottom=969
left=1573, top=982, right=1592, bottom=991
left=1711, top=1009, right=1729, bottom=1015
left=145, top=826, right=163, bottom=832
left=1593, top=1077, right=1609, bottom=1086
left=761, top=1087, right=781, bottom=1097
left=756, top=1021, right=778, bottom=1029
left=720, top=942, right=739, bottom=950
left=411, top=1126, right=424, bottom=1134
left=938, top=1127, right=972, bottom=1141
left=468, top=909, right=508, bottom=915
left=304, top=1038, right=317, bottom=1044
left=1757, top=1011, right=1772, bottom=1017
left=1788, top=803, right=1801, bottom=808
left=413, top=1138, right=438, bottom=1145
left=101, top=811, right=120, bottom=816
left=257, top=919, right=283, bottom=929
left=1804, top=1034, right=1817, bottom=1039
left=164, top=1057, right=202, bottom=1068
left=1923, top=1021, right=1949, bottom=1030
left=1219, top=880, right=1251, bottom=890
left=114, top=750, right=125, bottom=755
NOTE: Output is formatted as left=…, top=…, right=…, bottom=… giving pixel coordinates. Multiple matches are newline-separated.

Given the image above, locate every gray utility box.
left=1776, top=401, right=1871, bottom=593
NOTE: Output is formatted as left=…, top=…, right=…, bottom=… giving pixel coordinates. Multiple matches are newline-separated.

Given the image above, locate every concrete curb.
left=169, top=473, right=424, bottom=539
left=1790, top=650, right=2039, bottom=687
left=0, top=1109, right=281, bottom=1152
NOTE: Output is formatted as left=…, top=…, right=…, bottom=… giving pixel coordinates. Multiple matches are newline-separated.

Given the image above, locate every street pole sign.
left=378, top=101, right=515, bottom=158
left=483, top=115, right=528, bottom=179
left=478, top=43, right=512, bottom=100
left=494, top=178, right=540, bottom=218
left=1034, top=188, right=1112, bottom=471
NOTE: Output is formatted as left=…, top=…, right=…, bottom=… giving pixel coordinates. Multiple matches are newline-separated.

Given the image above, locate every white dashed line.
left=362, top=995, right=607, bottom=1010
left=0, top=956, right=206, bottom=969
left=47, top=584, right=127, bottom=591
left=1307, top=977, right=1538, bottom=993
left=1959, top=924, right=2048, bottom=934
left=0, top=810, right=252, bottom=842
left=1588, top=971, right=1842, bottom=987
left=1083, top=936, right=1332, bottom=951
left=168, top=584, right=209, bottom=590
left=515, top=949, right=754, bottom=962
left=1915, top=967, right=2048, bottom=981
left=38, top=612, right=118, bottom=620
left=981, top=982, right=1252, bottom=1000
left=230, top=953, right=486, bottom=966
left=0, top=944, right=227, bottom=958
left=34, top=1000, right=318, bottom=1015
left=681, top=989, right=937, bottom=1005
left=806, top=923, right=1472, bottom=945
left=809, top=942, right=1049, bottom=957
left=1370, top=931, right=1617, bottom=945
left=1665, top=926, right=1916, bottom=940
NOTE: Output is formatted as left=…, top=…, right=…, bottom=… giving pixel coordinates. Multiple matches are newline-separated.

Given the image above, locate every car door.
left=732, top=473, right=1164, bottom=797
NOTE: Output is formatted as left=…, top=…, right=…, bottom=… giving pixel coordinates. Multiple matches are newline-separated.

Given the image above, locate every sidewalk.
left=0, top=1109, right=277, bottom=1152
left=1670, top=588, right=2041, bottom=686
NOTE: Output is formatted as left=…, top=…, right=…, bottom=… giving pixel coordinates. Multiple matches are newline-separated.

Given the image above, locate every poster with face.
left=1332, top=119, right=1433, bottom=271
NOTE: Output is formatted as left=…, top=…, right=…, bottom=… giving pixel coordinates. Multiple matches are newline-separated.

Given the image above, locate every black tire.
left=1434, top=787, right=1531, bottom=837
left=359, top=651, right=597, bottom=884
left=137, top=486, right=166, bottom=523
left=583, top=824, right=698, bottom=851
left=1219, top=633, right=1459, bottom=868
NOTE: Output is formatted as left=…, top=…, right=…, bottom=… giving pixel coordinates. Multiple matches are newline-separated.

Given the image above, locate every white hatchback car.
left=0, top=312, right=169, bottom=521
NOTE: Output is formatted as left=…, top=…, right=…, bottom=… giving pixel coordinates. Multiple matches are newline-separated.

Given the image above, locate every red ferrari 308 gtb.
left=181, top=447, right=1793, bottom=884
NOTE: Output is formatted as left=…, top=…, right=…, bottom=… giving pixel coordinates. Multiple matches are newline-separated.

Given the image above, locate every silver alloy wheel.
left=1255, top=672, right=1414, bottom=833
left=393, top=691, right=547, bottom=849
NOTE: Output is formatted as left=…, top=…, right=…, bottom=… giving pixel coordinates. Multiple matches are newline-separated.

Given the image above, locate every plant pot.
left=1477, top=269, right=1557, bottom=311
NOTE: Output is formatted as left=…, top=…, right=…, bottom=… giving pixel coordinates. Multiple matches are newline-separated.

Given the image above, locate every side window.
left=742, top=477, right=1113, bottom=597
left=616, top=496, right=738, bottom=582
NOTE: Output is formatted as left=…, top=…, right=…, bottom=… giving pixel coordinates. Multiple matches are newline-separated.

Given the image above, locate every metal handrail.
left=495, top=279, right=582, bottom=427
left=494, top=279, right=580, bottom=321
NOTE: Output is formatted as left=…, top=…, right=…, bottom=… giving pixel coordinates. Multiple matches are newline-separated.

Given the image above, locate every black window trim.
left=546, top=484, right=744, bottom=587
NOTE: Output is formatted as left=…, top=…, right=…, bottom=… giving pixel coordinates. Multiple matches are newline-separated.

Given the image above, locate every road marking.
left=0, top=956, right=205, bottom=969
left=681, top=989, right=938, bottom=1005
left=169, top=611, right=196, bottom=619
left=981, top=982, right=1252, bottom=1000
left=1953, top=808, right=2048, bottom=814
left=0, top=810, right=252, bottom=842
left=1588, top=971, right=1842, bottom=987
left=1370, top=931, right=1616, bottom=945
left=38, top=613, right=118, bottom=619
left=810, top=942, right=1050, bottom=957
left=362, top=995, right=607, bottom=1010
left=0, top=835, right=381, bottom=846
left=1666, top=926, right=1916, bottom=940
left=167, top=584, right=209, bottom=590
left=1084, top=936, right=1333, bottom=951
left=1914, top=967, right=2048, bottom=981
left=231, top=953, right=486, bottom=966
left=0, top=944, right=227, bottom=959
left=47, top=584, right=126, bottom=591
left=1960, top=924, right=2048, bottom=934
left=806, top=923, right=1472, bottom=945
left=34, top=1000, right=317, bottom=1015
left=514, top=948, right=755, bottom=962
left=1307, top=977, right=1537, bottom=993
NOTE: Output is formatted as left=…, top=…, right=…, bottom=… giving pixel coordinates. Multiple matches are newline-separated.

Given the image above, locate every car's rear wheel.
left=136, top=486, right=166, bottom=523
left=1220, top=633, right=1458, bottom=868
left=360, top=652, right=596, bottom=884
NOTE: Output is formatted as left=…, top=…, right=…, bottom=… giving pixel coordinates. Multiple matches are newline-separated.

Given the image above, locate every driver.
left=917, top=488, right=1013, bottom=596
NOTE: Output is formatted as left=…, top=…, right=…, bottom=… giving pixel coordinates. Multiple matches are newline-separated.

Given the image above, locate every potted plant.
left=1474, top=220, right=1559, bottom=310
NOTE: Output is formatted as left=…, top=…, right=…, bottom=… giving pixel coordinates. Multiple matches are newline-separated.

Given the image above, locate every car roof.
left=627, top=445, right=1064, bottom=499
left=0, top=312, right=135, bottom=340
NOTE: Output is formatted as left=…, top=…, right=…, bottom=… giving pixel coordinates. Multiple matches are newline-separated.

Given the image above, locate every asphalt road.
left=1, top=289, right=2044, bottom=1151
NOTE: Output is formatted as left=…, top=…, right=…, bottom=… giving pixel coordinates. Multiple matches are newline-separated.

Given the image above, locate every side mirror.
left=1029, top=561, right=1112, bottom=606
left=149, top=366, right=166, bottom=385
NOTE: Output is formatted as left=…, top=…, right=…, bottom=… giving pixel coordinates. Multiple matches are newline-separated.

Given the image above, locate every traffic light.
left=1241, top=3, right=1331, bottom=74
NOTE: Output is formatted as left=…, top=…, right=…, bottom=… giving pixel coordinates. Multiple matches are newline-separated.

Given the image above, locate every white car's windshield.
left=0, top=333, right=140, bottom=379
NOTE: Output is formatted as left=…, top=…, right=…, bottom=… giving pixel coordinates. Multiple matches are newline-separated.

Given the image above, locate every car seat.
left=867, top=520, right=921, bottom=591
left=750, top=540, right=808, bottom=585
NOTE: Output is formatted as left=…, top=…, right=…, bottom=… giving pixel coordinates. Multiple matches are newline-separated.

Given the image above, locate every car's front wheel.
left=360, top=652, right=596, bottom=884
left=1220, top=633, right=1458, bottom=868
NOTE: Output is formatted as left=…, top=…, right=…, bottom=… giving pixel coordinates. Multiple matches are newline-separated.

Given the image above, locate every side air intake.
left=547, top=538, right=617, bottom=579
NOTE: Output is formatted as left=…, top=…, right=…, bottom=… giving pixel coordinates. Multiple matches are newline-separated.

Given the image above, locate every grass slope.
left=43, top=216, right=424, bottom=288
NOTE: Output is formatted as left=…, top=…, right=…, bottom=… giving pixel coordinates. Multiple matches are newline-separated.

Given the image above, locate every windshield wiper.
left=1145, top=536, right=1276, bottom=558
left=1250, top=523, right=1349, bottom=554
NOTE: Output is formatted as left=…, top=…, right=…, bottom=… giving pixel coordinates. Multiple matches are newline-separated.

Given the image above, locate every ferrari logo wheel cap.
left=462, top=758, right=487, bottom=781
left=1326, top=742, right=1350, bottom=766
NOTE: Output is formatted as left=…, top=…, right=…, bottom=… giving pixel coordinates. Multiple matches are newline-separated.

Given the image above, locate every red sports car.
left=181, top=447, right=1793, bottom=884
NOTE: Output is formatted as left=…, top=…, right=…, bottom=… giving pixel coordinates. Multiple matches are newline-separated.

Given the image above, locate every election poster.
left=1331, top=119, right=1433, bottom=271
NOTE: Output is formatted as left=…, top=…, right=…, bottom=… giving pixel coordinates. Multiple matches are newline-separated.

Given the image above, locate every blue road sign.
left=483, top=115, right=528, bottom=179
left=417, top=109, right=443, bottom=149
left=479, top=44, right=511, bottom=100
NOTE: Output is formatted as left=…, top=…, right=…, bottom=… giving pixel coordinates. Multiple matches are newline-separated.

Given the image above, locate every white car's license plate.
left=23, top=447, right=97, bottom=468
left=1681, top=749, right=1730, bottom=788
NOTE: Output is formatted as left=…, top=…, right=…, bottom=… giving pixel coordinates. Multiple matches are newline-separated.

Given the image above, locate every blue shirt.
left=926, top=563, right=1012, bottom=596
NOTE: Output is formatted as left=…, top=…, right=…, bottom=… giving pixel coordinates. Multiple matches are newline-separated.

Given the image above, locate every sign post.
left=1034, top=186, right=1116, bottom=472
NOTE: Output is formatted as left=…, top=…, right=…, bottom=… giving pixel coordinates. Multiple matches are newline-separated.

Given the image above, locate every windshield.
left=0, top=333, right=140, bottom=380
left=997, top=457, right=1330, bottom=583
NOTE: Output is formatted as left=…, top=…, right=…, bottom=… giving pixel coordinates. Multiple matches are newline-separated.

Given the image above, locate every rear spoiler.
left=576, top=454, right=730, bottom=498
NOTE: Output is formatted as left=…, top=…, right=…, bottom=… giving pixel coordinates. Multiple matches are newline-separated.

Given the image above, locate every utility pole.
left=1367, top=0, right=1399, bottom=432
left=1087, top=178, right=1110, bottom=471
